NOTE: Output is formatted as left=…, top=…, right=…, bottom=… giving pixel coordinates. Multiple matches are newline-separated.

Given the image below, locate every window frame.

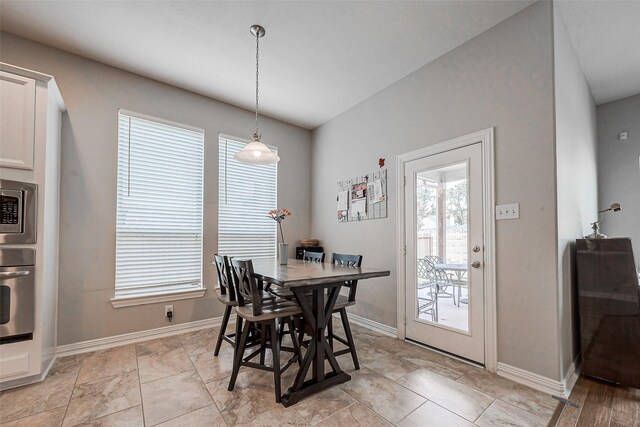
left=217, top=133, right=278, bottom=260
left=111, top=109, right=206, bottom=308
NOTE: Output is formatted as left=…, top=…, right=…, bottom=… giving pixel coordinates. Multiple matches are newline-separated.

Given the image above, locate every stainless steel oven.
left=0, top=248, right=35, bottom=344
left=1, top=179, right=37, bottom=244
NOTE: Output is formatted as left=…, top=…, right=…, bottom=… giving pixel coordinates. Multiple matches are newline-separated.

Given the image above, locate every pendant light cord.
left=254, top=30, right=260, bottom=139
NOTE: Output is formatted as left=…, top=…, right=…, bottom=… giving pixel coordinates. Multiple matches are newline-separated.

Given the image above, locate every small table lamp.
left=585, top=203, right=622, bottom=239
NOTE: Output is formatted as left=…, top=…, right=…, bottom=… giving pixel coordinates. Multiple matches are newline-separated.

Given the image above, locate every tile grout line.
left=59, top=357, right=84, bottom=427
left=135, top=343, right=146, bottom=427
left=389, top=364, right=500, bottom=424
left=453, top=373, right=558, bottom=422
left=393, top=399, right=429, bottom=426
left=139, top=334, right=217, bottom=427
left=77, top=405, right=144, bottom=426
left=337, top=368, right=422, bottom=425
left=473, top=398, right=497, bottom=424
left=179, top=327, right=231, bottom=427
left=305, top=400, right=359, bottom=426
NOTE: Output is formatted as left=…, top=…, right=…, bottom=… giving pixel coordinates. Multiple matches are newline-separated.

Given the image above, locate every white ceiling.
left=557, top=0, right=640, bottom=106
left=0, top=0, right=535, bottom=129
left=5, top=2, right=635, bottom=127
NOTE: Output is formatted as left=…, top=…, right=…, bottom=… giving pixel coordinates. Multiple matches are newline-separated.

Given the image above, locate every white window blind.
left=218, top=136, right=277, bottom=258
left=115, top=111, right=204, bottom=299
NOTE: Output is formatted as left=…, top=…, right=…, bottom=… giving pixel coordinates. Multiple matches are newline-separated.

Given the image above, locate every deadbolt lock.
left=472, top=245, right=481, bottom=253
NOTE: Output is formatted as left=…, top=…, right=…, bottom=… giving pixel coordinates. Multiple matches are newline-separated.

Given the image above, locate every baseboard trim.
left=56, top=316, right=224, bottom=358
left=342, top=312, right=398, bottom=338
left=562, top=357, right=580, bottom=397
left=497, top=361, right=578, bottom=397
left=0, top=356, right=57, bottom=392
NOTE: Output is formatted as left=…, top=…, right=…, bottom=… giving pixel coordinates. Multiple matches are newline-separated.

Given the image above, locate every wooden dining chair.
left=267, top=251, right=324, bottom=300
left=213, top=254, right=239, bottom=356
left=303, top=250, right=325, bottom=263
left=213, top=254, right=275, bottom=356
left=228, top=258, right=302, bottom=403
left=326, top=253, right=363, bottom=370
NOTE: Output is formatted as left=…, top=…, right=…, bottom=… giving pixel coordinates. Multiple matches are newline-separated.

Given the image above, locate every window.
left=113, top=110, right=205, bottom=306
left=218, top=135, right=277, bottom=258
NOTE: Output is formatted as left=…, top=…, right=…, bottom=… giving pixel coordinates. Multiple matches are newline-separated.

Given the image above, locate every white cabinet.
left=0, top=63, right=65, bottom=389
left=0, top=71, right=36, bottom=170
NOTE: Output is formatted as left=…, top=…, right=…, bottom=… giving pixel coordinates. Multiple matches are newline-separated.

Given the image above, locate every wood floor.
left=554, top=375, right=640, bottom=427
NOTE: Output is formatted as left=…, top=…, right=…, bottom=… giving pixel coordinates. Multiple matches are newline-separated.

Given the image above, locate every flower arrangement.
left=268, top=208, right=292, bottom=243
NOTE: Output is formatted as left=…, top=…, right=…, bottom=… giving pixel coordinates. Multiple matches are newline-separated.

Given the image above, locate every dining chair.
left=303, top=250, right=325, bottom=263
left=213, top=254, right=238, bottom=356
left=267, top=251, right=324, bottom=300
left=326, top=253, right=363, bottom=370
left=228, top=258, right=302, bottom=403
left=213, top=254, right=276, bottom=356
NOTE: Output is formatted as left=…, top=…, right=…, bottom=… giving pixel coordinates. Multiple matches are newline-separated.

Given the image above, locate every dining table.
left=250, top=258, right=390, bottom=407
left=434, top=263, right=468, bottom=305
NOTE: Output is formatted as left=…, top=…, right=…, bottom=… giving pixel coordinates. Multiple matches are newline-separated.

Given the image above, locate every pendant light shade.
left=234, top=24, right=280, bottom=165
left=233, top=135, right=280, bottom=165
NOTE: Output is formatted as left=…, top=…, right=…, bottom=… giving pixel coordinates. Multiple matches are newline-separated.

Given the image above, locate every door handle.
left=471, top=261, right=481, bottom=268
left=0, top=271, right=30, bottom=280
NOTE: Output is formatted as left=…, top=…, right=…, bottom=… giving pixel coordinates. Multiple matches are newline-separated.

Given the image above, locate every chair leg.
left=259, top=323, right=267, bottom=365
left=214, top=305, right=232, bottom=356
left=327, top=316, right=334, bottom=350
left=340, top=308, right=359, bottom=370
left=269, top=320, right=281, bottom=403
left=278, top=318, right=284, bottom=340
left=228, top=319, right=251, bottom=391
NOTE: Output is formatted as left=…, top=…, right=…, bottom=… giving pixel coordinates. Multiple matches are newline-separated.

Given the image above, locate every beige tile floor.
left=1, top=320, right=565, bottom=427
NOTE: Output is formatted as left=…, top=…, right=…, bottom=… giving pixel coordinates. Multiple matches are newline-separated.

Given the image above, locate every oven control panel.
left=1, top=190, right=23, bottom=233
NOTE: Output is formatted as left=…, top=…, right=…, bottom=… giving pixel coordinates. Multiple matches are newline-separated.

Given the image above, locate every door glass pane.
left=415, top=161, right=469, bottom=332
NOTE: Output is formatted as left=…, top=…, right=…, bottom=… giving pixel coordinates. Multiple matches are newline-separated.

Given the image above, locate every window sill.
left=110, top=287, right=207, bottom=308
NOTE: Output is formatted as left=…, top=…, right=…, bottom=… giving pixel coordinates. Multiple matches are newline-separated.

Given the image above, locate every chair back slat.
left=303, top=250, right=325, bottom=263
left=214, top=254, right=236, bottom=301
left=230, top=258, right=263, bottom=316
left=331, top=253, right=362, bottom=267
left=331, top=253, right=363, bottom=302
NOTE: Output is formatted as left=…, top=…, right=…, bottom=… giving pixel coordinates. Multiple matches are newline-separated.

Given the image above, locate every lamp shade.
left=233, top=139, right=280, bottom=165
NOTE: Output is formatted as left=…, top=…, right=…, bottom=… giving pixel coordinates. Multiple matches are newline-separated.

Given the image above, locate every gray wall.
left=553, top=4, right=598, bottom=379
left=0, top=32, right=312, bottom=345
left=597, top=94, right=640, bottom=268
left=311, top=2, right=562, bottom=379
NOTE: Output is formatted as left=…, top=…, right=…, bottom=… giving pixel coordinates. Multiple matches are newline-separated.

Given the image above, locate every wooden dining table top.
left=250, top=258, right=390, bottom=288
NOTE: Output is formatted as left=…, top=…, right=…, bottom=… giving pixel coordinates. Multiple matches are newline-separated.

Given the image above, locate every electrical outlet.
left=165, top=305, right=174, bottom=317
left=496, top=203, right=519, bottom=220
left=620, top=131, right=628, bottom=141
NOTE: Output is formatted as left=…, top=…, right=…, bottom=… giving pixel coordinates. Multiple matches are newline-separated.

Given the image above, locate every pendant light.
left=234, top=25, right=280, bottom=165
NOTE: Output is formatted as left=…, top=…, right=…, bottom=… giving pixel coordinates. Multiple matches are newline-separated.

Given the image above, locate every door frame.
left=396, top=127, right=497, bottom=372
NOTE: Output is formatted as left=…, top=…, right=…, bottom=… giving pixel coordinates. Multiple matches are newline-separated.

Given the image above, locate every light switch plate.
left=496, top=203, right=519, bottom=220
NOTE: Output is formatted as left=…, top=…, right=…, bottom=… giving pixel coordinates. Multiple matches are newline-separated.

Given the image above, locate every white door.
left=404, top=142, right=485, bottom=364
